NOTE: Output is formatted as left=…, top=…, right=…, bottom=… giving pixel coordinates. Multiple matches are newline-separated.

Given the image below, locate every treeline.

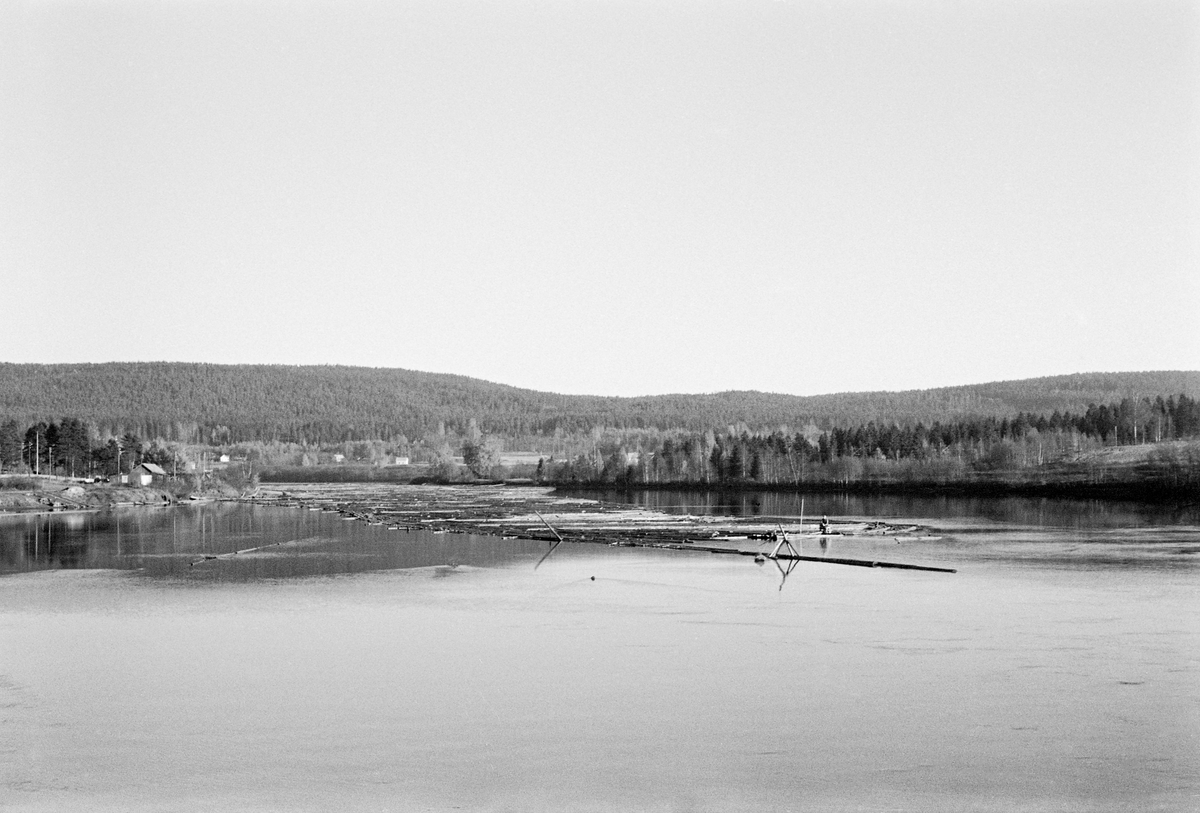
left=824, top=395, right=1200, bottom=461
left=0, top=419, right=182, bottom=478
left=2, top=363, right=1199, bottom=445
left=547, top=395, right=1200, bottom=488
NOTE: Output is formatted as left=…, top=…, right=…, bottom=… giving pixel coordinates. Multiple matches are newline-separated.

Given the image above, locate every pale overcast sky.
left=2, top=1, right=1197, bottom=396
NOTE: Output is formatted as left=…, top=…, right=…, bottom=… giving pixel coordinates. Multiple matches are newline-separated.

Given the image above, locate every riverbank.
left=0, top=477, right=240, bottom=514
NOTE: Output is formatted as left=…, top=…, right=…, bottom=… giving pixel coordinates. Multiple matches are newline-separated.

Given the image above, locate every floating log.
left=636, top=541, right=955, bottom=573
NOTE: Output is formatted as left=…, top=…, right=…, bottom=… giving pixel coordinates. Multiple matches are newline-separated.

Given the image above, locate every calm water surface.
left=1, top=491, right=1197, bottom=812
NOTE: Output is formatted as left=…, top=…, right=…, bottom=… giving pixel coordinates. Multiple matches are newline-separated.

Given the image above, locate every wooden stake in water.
left=768, top=498, right=801, bottom=560
left=533, top=510, right=564, bottom=570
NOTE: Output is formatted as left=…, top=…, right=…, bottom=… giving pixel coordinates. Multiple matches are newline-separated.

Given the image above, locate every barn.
left=129, top=462, right=167, bottom=486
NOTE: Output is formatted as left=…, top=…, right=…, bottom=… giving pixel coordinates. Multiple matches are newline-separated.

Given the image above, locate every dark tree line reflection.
left=579, top=489, right=1200, bottom=529
left=0, top=504, right=552, bottom=578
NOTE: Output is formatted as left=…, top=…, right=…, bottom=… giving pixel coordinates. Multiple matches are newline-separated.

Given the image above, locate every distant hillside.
left=0, top=363, right=1197, bottom=444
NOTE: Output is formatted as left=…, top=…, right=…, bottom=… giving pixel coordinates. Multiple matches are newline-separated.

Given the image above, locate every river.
left=1, top=488, right=1197, bottom=811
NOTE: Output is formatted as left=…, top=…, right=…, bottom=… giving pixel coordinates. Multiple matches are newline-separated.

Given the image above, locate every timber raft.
left=248, top=483, right=958, bottom=574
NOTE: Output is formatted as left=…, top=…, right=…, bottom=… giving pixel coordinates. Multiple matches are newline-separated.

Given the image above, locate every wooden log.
left=637, top=542, right=956, bottom=573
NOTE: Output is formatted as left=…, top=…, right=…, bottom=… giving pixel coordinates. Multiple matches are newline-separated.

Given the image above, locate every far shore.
left=4, top=451, right=1196, bottom=517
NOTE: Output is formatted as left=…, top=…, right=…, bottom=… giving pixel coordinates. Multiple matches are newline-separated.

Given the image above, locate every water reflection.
left=3, top=528, right=1196, bottom=811
left=3, top=490, right=1197, bottom=812
left=5, top=488, right=1199, bottom=580
left=0, top=504, right=548, bottom=579
left=579, top=488, right=1200, bottom=529
left=771, top=555, right=798, bottom=590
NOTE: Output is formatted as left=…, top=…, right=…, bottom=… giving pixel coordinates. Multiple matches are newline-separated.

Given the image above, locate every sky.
left=2, top=0, right=1197, bottom=397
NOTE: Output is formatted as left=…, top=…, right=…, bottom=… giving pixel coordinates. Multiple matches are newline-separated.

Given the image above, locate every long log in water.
left=640, top=541, right=957, bottom=573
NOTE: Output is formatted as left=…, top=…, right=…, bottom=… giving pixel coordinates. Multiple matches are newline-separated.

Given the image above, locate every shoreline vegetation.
left=2, top=370, right=1198, bottom=510
left=1, top=447, right=1195, bottom=520
left=4, top=439, right=1196, bottom=518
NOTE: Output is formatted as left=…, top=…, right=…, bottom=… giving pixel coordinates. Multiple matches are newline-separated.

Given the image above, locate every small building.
left=218, top=454, right=231, bottom=464
left=392, top=456, right=411, bottom=466
left=130, top=462, right=167, bottom=487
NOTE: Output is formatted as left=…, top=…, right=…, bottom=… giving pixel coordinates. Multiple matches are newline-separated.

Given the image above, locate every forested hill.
left=1, top=363, right=1197, bottom=444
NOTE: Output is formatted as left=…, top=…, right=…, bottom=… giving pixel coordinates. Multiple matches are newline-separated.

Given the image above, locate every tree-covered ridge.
left=1, top=363, right=1198, bottom=444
